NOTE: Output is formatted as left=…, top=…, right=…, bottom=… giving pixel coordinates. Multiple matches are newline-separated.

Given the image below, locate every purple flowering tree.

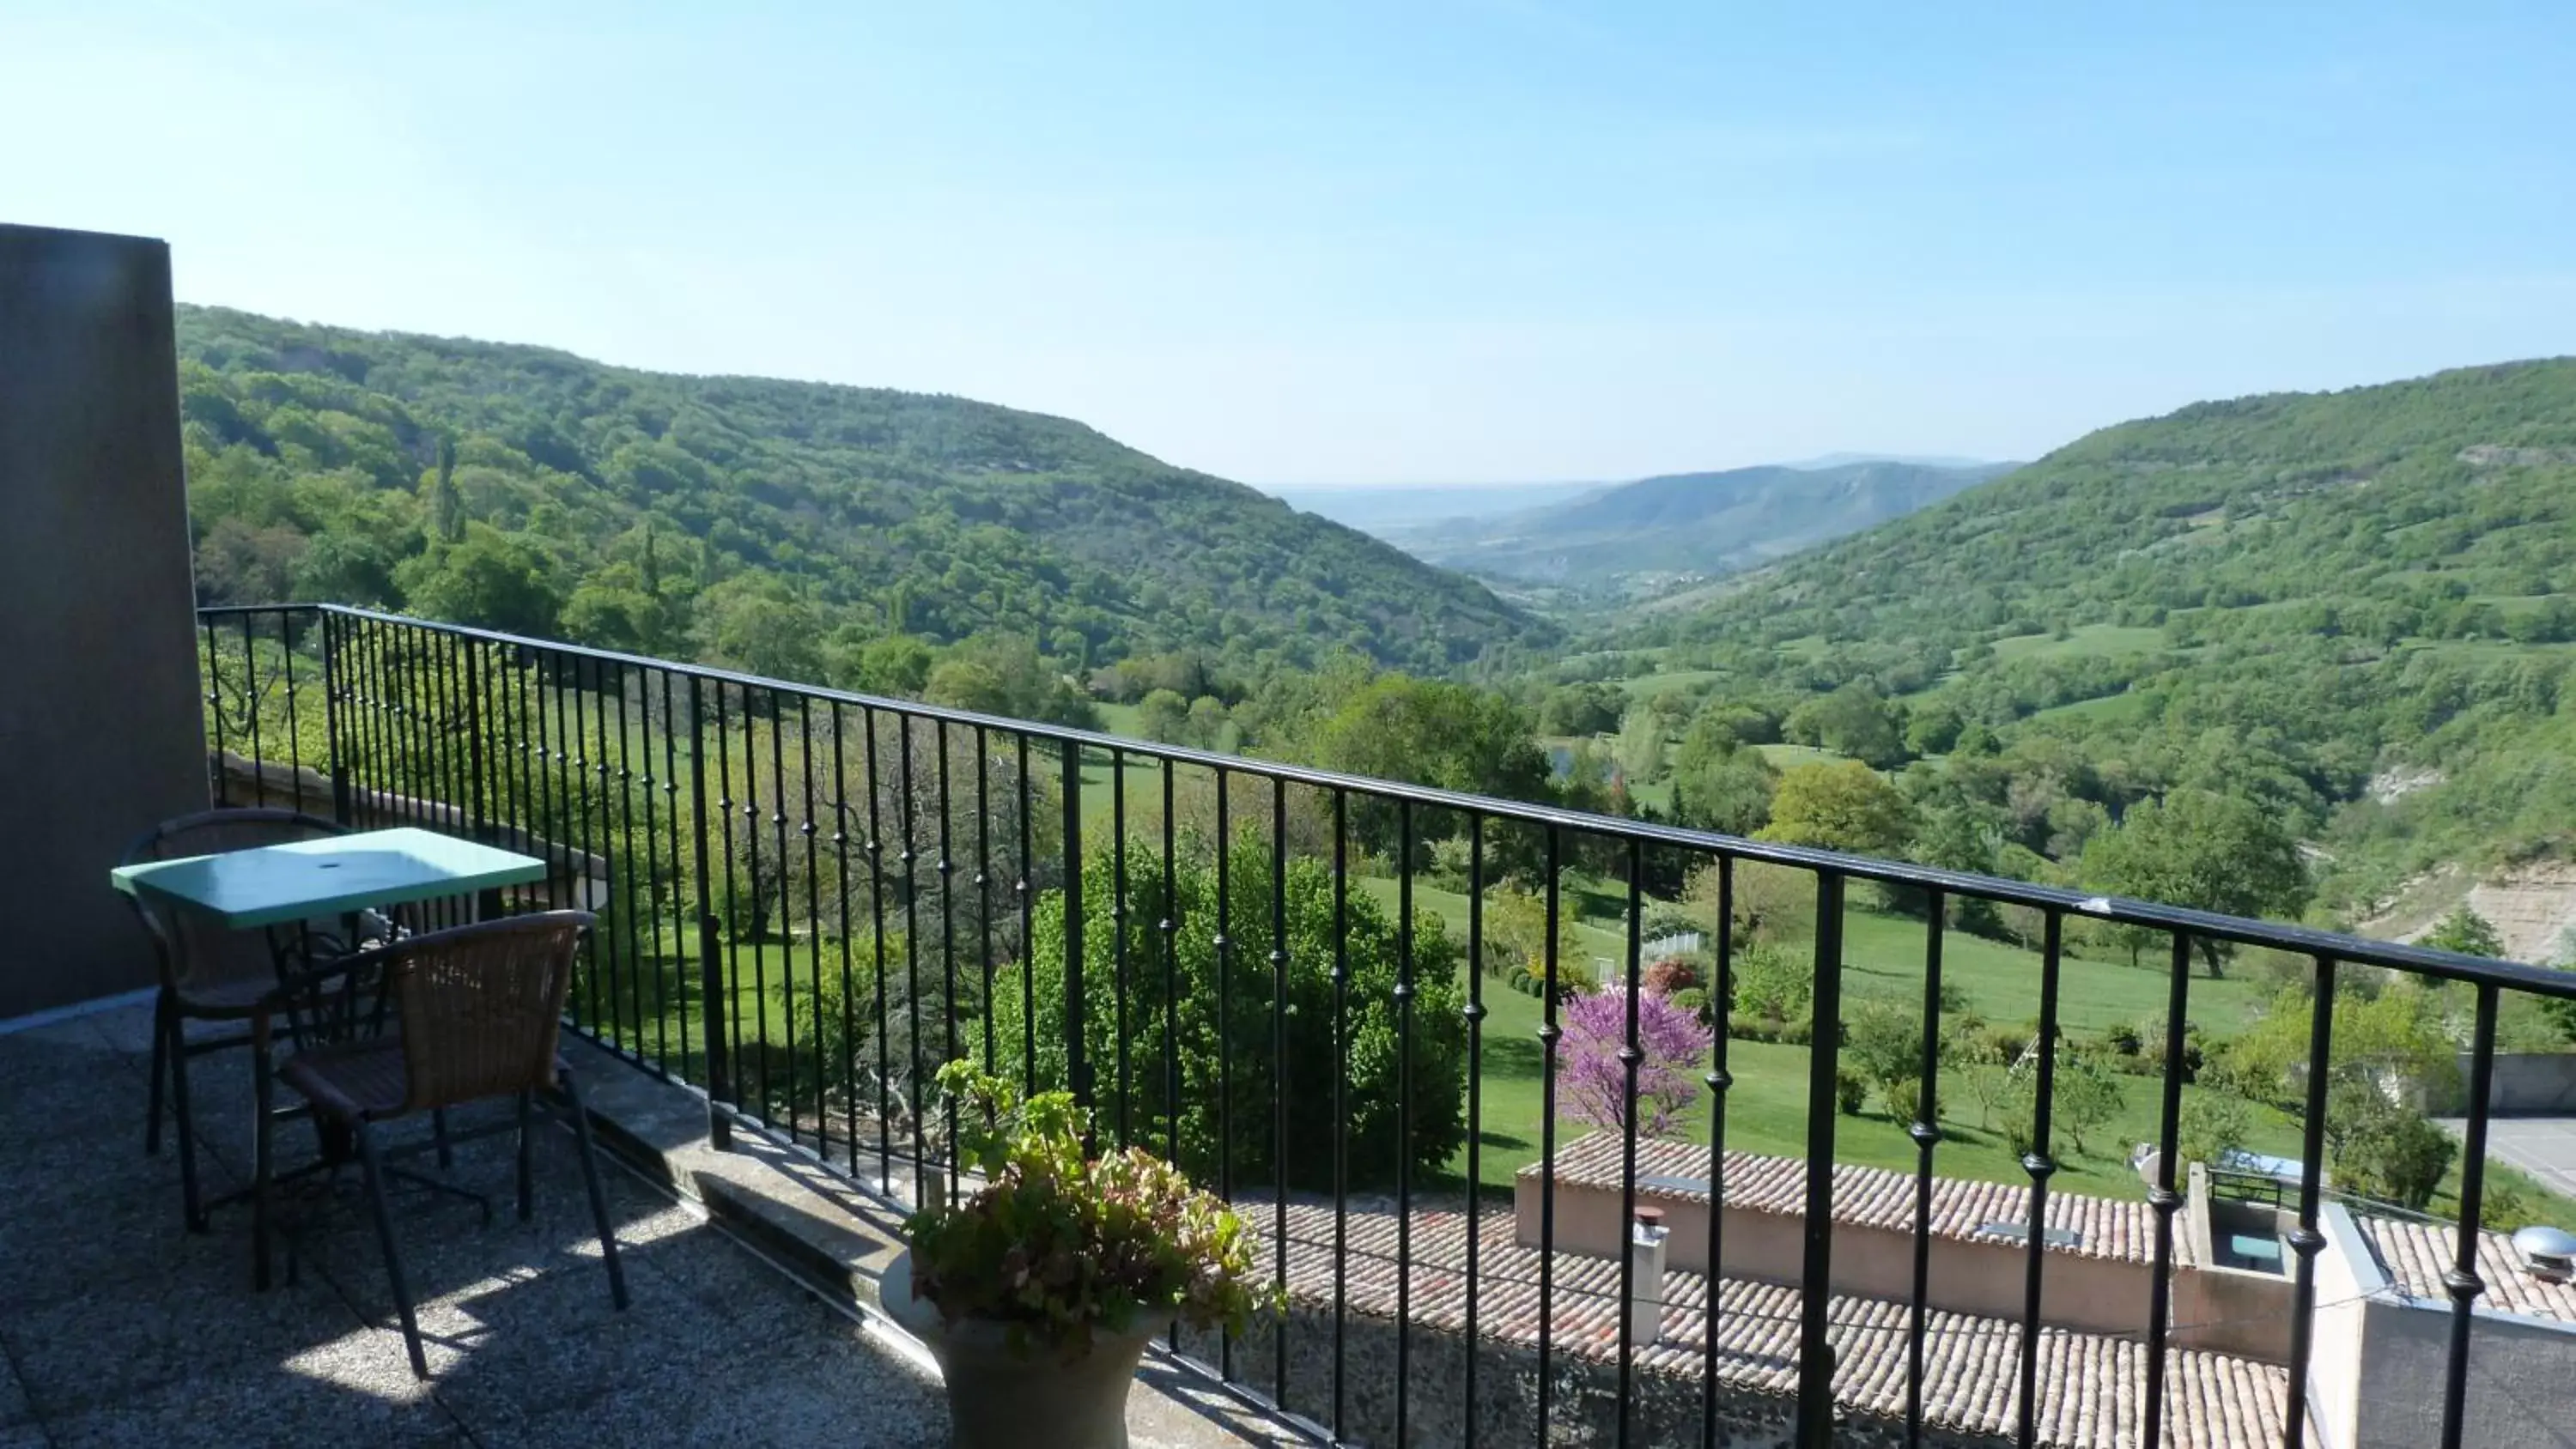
left=1556, top=987, right=1714, bottom=1137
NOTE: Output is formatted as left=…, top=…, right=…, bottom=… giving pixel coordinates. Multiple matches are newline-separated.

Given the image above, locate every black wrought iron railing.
left=195, top=603, right=2575, bottom=1449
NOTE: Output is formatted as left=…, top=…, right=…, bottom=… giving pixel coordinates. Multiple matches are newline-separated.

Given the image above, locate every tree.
left=2050, top=1054, right=2127, bottom=1157
left=2421, top=905, right=2506, bottom=958
left=2177, top=1093, right=2251, bottom=1169
left=1905, top=699, right=1966, bottom=756
left=1185, top=695, right=1233, bottom=750
left=995, top=835, right=1467, bottom=1191
left=1670, top=745, right=1779, bottom=837
left=1756, top=761, right=1915, bottom=855
left=2077, top=790, right=2308, bottom=977
left=1135, top=688, right=1191, bottom=743
left=1536, top=682, right=1625, bottom=736
left=923, top=637, right=1098, bottom=729
left=1784, top=682, right=1909, bottom=769
left=1301, top=676, right=1552, bottom=853
left=1613, top=707, right=1668, bottom=783
left=1556, top=987, right=1711, bottom=1137
left=2327, top=1081, right=2456, bottom=1211
left=1481, top=888, right=1586, bottom=979
left=694, top=579, right=824, bottom=683
left=425, top=433, right=465, bottom=543
left=835, top=638, right=938, bottom=700
left=395, top=523, right=562, bottom=638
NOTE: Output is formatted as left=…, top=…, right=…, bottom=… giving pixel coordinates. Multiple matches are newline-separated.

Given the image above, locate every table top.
left=110, top=826, right=548, bottom=930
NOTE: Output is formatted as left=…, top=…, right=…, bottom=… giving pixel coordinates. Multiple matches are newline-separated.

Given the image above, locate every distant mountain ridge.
left=1391, top=459, right=2015, bottom=587
left=1270, top=480, right=1605, bottom=533
left=171, top=306, right=1546, bottom=676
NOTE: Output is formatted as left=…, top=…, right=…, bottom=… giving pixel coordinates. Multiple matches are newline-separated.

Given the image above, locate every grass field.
left=1986, top=624, right=2169, bottom=662
left=1617, top=669, right=1728, bottom=701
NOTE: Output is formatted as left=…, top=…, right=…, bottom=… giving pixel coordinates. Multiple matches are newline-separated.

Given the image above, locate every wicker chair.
left=122, top=807, right=361, bottom=1231
left=266, top=911, right=629, bottom=1376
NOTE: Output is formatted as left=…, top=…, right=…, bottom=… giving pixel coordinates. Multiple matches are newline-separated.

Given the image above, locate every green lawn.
left=1753, top=743, right=1844, bottom=769
left=1617, top=669, right=1728, bottom=701
left=1987, top=624, right=2169, bottom=662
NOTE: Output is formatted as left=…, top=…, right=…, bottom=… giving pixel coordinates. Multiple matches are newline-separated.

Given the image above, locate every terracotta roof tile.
left=2353, top=1215, right=2576, bottom=1325
left=1240, top=1200, right=2284, bottom=1449
left=1522, top=1133, right=2195, bottom=1267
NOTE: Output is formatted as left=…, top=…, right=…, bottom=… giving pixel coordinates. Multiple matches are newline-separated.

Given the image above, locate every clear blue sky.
left=6, top=1, right=2572, bottom=486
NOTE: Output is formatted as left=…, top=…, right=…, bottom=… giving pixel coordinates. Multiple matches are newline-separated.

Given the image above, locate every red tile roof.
left=1244, top=1199, right=2287, bottom=1449
left=2354, top=1215, right=2576, bottom=1325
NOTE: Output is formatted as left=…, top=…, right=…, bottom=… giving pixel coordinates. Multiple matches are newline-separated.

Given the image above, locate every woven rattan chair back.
left=122, top=808, right=347, bottom=1000
left=387, top=912, right=587, bottom=1113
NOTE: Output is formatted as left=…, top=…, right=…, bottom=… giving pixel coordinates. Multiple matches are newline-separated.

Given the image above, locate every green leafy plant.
left=1835, top=1068, right=1868, bottom=1116
left=2176, top=1091, right=2252, bottom=1169
left=905, top=1063, right=1273, bottom=1352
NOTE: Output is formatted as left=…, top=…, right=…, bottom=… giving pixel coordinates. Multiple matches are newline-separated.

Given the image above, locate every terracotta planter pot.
left=883, top=1250, right=1164, bottom=1449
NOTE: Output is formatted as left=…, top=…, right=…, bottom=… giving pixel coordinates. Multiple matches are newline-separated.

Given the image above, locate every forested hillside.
left=1597, top=360, right=2576, bottom=930
left=1398, top=459, right=2008, bottom=589
left=175, top=306, right=1541, bottom=693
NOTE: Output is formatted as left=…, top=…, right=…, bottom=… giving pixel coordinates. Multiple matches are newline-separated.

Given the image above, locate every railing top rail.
left=209, top=600, right=2576, bottom=998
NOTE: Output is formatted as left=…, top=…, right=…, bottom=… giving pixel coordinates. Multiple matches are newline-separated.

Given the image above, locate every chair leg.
left=559, top=1069, right=629, bottom=1311
left=167, top=1017, right=205, bottom=1234
left=252, top=1022, right=275, bottom=1292
left=355, top=1122, right=429, bottom=1378
left=145, top=992, right=170, bottom=1155
left=514, top=1089, right=535, bottom=1223
left=433, top=1107, right=453, bottom=1169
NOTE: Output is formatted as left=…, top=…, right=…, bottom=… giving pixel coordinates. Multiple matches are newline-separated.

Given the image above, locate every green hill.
left=1614, top=359, right=2576, bottom=925
left=1397, top=459, right=2010, bottom=590
left=174, top=306, right=1542, bottom=680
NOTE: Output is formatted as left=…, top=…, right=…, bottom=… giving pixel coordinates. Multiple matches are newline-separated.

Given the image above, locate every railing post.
left=1060, top=739, right=1090, bottom=1129
left=464, top=640, right=504, bottom=919
left=689, top=676, right=732, bottom=1149
left=1795, top=870, right=1845, bottom=1449
left=319, top=610, right=353, bottom=827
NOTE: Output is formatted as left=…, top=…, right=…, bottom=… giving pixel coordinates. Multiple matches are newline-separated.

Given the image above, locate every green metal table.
left=110, top=825, right=546, bottom=928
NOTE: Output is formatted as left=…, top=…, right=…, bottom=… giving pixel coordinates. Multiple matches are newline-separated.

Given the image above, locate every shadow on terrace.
left=0, top=999, right=951, bottom=1449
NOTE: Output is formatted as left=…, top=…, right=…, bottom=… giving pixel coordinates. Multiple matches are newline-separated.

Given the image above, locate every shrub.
left=1727, top=1012, right=1778, bottom=1044
left=2327, top=1080, right=2456, bottom=1211
left=1728, top=942, right=1814, bottom=1021
left=1778, top=1015, right=1815, bottom=1047
left=1642, top=956, right=1698, bottom=997
left=1844, top=999, right=1927, bottom=1101
left=1983, top=1022, right=2034, bottom=1064
left=1880, top=1074, right=1934, bottom=1125
left=2480, top=1179, right=2534, bottom=1232
left=1668, top=985, right=1714, bottom=1027
left=1557, top=987, right=1714, bottom=1137
left=2103, top=1022, right=2144, bottom=1057
left=997, top=834, right=1467, bottom=1193
left=1835, top=1068, right=1868, bottom=1116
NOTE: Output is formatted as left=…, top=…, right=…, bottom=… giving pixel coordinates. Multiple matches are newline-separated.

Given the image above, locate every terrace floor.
left=0, top=1000, right=1275, bottom=1449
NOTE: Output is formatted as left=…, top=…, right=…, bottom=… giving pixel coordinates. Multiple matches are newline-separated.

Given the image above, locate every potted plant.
left=883, top=1062, right=1270, bottom=1449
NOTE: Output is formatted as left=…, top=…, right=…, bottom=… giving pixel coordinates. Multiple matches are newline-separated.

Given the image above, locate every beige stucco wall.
left=1520, top=1166, right=2295, bottom=1362
left=2312, top=1203, right=2576, bottom=1449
